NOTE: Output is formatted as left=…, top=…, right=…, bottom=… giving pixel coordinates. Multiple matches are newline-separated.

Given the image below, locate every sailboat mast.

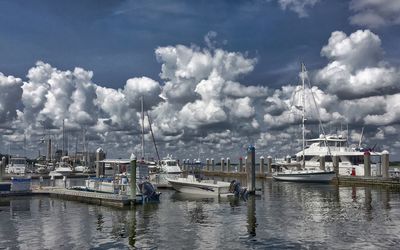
left=301, top=63, right=306, bottom=168
left=141, top=96, right=145, bottom=159
left=62, top=119, right=65, bottom=156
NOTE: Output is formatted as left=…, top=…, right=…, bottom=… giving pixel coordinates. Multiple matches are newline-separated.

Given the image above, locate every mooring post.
left=206, top=158, right=210, bottom=171
left=39, top=176, right=43, bottom=189
left=211, top=158, right=215, bottom=172
left=364, top=151, right=371, bottom=177
left=267, top=156, right=272, bottom=174
left=319, top=155, right=325, bottom=171
left=221, top=158, right=225, bottom=172
left=239, top=157, right=243, bottom=172
left=246, top=145, right=256, bottom=194
left=382, top=150, right=389, bottom=178
left=245, top=156, right=248, bottom=173
left=130, top=154, right=137, bottom=203
left=50, top=175, right=55, bottom=187
left=296, top=155, right=301, bottom=162
left=96, top=147, right=105, bottom=177
left=260, top=156, right=265, bottom=174
left=63, top=176, right=67, bottom=188
left=286, top=155, right=291, bottom=163
left=227, top=158, right=231, bottom=172
left=0, top=156, right=5, bottom=182
left=332, top=154, right=339, bottom=176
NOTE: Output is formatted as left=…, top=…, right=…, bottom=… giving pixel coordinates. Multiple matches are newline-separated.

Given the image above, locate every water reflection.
left=0, top=181, right=400, bottom=249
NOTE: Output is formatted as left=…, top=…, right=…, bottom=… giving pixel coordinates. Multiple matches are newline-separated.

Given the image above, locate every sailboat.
left=273, top=64, right=336, bottom=183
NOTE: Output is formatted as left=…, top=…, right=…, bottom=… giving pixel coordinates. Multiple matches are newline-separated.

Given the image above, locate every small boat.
left=49, top=157, right=73, bottom=176
left=167, top=175, right=247, bottom=197
left=273, top=169, right=336, bottom=183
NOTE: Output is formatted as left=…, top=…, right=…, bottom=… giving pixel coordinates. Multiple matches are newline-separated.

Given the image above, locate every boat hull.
left=167, top=178, right=230, bottom=196
left=273, top=171, right=336, bottom=183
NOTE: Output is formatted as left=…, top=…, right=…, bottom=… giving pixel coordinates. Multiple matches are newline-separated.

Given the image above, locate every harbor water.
left=1, top=179, right=400, bottom=249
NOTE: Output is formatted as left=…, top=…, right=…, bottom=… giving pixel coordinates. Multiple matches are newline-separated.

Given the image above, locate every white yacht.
left=295, top=134, right=382, bottom=176
left=6, top=157, right=27, bottom=175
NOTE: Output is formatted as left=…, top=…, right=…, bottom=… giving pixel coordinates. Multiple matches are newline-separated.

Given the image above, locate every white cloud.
left=349, top=0, right=400, bottom=28
left=0, top=73, right=22, bottom=124
left=276, top=0, right=319, bottom=18
left=316, top=30, right=400, bottom=99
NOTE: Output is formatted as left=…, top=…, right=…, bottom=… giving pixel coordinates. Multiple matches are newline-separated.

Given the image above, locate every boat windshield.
left=11, top=159, right=26, bottom=164
left=167, top=161, right=177, bottom=166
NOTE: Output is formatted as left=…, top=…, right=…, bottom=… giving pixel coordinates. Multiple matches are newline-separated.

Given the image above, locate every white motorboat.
left=273, top=168, right=336, bottom=183
left=167, top=175, right=237, bottom=196
left=151, top=155, right=182, bottom=187
left=6, top=157, right=27, bottom=175
left=49, top=157, right=73, bottom=176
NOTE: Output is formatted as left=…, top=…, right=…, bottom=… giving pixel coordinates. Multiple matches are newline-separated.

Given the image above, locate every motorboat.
left=167, top=175, right=247, bottom=197
left=49, top=157, right=73, bottom=176
left=150, top=155, right=182, bottom=187
left=5, top=157, right=27, bottom=175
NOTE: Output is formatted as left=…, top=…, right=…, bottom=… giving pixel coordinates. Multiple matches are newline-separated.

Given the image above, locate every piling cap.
left=96, top=147, right=104, bottom=153
left=382, top=150, right=389, bottom=154
left=130, top=153, right=137, bottom=161
left=247, top=145, right=255, bottom=152
left=260, top=156, right=264, bottom=159
left=267, top=155, right=272, bottom=159
left=364, top=151, right=371, bottom=156
left=319, top=154, right=325, bottom=158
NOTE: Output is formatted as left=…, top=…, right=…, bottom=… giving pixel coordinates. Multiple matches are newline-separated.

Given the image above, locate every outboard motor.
left=229, top=180, right=248, bottom=199
left=139, top=181, right=161, bottom=202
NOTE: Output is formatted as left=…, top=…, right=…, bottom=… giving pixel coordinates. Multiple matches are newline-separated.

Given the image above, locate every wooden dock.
left=1, top=186, right=145, bottom=207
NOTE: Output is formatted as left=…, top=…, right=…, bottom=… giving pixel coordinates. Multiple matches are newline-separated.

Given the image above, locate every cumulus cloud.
left=349, top=0, right=400, bottom=28
left=2, top=30, right=400, bottom=160
left=0, top=73, right=23, bottom=124
left=275, top=0, right=319, bottom=18
left=316, top=30, right=400, bottom=99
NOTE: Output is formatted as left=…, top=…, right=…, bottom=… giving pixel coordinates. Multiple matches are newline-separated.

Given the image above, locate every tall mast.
left=301, top=63, right=306, bottom=169
left=62, top=119, right=65, bottom=156
left=141, top=96, right=145, bottom=159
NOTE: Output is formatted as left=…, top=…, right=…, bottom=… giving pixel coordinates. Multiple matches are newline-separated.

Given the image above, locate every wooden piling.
left=259, top=156, right=265, bottom=174
left=227, top=158, right=231, bottom=172
left=96, top=147, right=105, bottom=177
left=206, top=158, right=210, bottom=171
left=221, top=158, right=225, bottom=172
left=319, top=155, right=325, bottom=171
left=333, top=154, right=339, bottom=176
left=364, top=151, right=371, bottom=177
left=267, top=156, right=272, bottom=174
left=239, top=157, right=243, bottom=172
left=211, top=158, right=215, bottom=172
left=0, top=156, right=5, bottom=182
left=382, top=151, right=389, bottom=178
left=246, top=145, right=256, bottom=194
left=130, top=156, right=137, bottom=202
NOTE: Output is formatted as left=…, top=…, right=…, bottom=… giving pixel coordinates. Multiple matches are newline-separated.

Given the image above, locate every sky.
left=0, top=0, right=400, bottom=161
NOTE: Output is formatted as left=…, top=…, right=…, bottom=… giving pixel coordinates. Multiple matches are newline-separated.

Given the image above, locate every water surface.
left=1, top=179, right=399, bottom=249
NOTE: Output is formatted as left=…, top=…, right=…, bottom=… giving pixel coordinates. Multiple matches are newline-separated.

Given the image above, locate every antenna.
left=141, top=96, right=145, bottom=159
left=301, top=63, right=306, bottom=169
